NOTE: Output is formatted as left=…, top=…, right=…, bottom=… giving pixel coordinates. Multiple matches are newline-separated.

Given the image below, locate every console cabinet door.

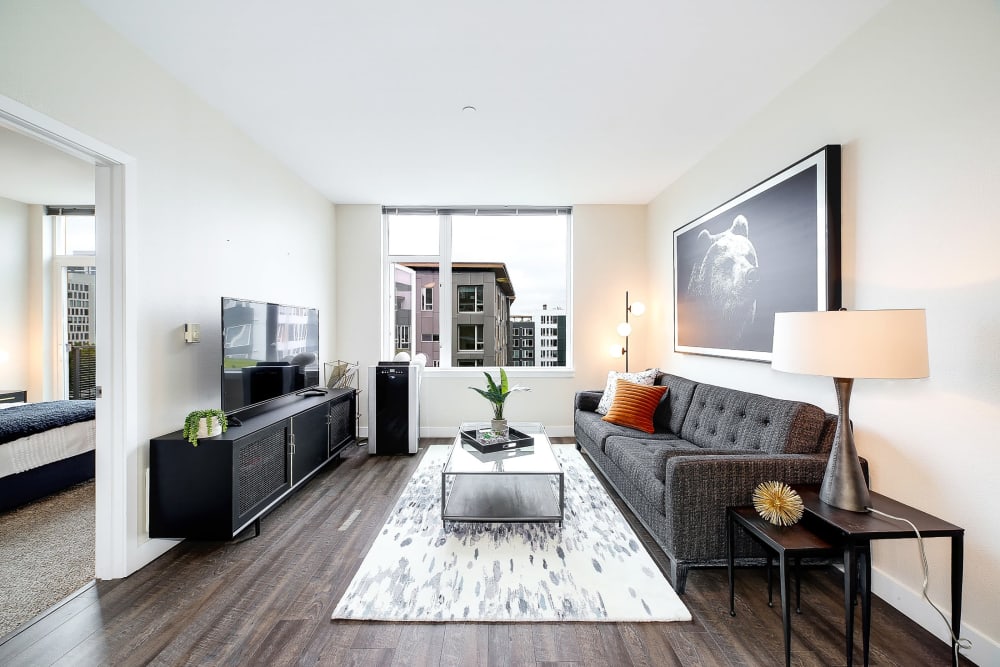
left=232, top=420, right=292, bottom=531
left=328, top=390, right=357, bottom=457
left=291, top=402, right=330, bottom=486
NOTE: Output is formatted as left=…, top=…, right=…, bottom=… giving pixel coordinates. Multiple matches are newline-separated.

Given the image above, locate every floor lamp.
left=771, top=309, right=929, bottom=512
left=610, top=291, right=644, bottom=372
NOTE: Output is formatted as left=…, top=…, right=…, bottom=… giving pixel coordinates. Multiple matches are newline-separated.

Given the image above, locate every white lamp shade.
left=609, top=344, right=624, bottom=358
left=629, top=301, right=646, bottom=317
left=616, top=322, right=632, bottom=337
left=772, top=309, right=929, bottom=379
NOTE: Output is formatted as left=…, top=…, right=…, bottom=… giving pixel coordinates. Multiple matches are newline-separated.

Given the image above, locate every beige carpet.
left=0, top=480, right=95, bottom=639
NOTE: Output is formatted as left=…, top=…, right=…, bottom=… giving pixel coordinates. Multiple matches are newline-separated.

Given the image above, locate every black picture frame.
left=673, top=145, right=841, bottom=362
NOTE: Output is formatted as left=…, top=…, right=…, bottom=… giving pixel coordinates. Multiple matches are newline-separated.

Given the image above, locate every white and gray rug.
left=332, top=444, right=690, bottom=623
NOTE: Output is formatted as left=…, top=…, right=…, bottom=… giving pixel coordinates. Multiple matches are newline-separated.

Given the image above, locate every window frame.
left=382, top=207, right=574, bottom=377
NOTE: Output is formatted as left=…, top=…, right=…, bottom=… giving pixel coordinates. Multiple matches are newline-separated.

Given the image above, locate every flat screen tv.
left=221, top=297, right=320, bottom=414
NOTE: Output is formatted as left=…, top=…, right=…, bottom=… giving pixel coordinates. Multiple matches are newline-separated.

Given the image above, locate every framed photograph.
left=673, top=145, right=841, bottom=362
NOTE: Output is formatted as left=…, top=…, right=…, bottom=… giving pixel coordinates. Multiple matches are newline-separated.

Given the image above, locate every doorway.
left=1, top=93, right=138, bottom=580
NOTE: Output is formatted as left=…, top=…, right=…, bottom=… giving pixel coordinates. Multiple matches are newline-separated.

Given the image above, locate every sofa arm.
left=574, top=390, right=603, bottom=412
left=661, top=454, right=831, bottom=563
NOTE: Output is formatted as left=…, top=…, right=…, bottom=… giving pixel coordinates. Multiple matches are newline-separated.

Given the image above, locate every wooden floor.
left=0, top=439, right=971, bottom=666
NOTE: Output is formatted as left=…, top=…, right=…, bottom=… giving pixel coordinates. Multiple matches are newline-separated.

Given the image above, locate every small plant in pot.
left=468, top=368, right=529, bottom=437
left=183, top=408, right=228, bottom=446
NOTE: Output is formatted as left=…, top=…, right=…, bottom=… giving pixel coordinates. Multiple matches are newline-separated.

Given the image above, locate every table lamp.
left=771, top=309, right=929, bottom=512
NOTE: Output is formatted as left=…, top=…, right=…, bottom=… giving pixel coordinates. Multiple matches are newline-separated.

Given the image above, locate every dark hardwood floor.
left=0, top=439, right=971, bottom=666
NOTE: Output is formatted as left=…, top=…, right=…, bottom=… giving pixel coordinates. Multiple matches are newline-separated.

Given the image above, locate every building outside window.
left=384, top=207, right=571, bottom=369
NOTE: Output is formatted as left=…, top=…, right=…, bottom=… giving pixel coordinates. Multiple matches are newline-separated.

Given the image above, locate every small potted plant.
left=468, top=368, right=529, bottom=437
left=183, top=408, right=228, bottom=446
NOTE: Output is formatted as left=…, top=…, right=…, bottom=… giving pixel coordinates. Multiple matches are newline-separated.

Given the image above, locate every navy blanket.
left=0, top=400, right=96, bottom=446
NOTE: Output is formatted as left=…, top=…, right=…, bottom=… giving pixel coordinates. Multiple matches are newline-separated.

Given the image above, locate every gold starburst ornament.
left=753, top=481, right=804, bottom=526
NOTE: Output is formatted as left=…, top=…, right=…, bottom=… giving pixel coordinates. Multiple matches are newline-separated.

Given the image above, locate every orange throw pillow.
left=601, top=379, right=668, bottom=434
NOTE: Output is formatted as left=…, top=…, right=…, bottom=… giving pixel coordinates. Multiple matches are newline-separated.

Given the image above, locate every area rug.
left=332, top=444, right=690, bottom=622
left=0, top=479, right=95, bottom=638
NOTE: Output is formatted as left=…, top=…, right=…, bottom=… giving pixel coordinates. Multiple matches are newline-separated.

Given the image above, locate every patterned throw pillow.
left=595, top=368, right=659, bottom=415
left=602, top=380, right=669, bottom=434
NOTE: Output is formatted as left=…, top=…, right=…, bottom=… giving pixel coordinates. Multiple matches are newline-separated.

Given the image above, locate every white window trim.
left=382, top=209, right=573, bottom=375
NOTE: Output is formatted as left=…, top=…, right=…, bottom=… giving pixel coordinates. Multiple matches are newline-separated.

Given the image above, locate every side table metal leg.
left=952, top=534, right=964, bottom=667
left=727, top=511, right=737, bottom=617
left=795, top=555, right=802, bottom=614
left=844, top=544, right=856, bottom=667
left=767, top=554, right=774, bottom=607
left=860, top=544, right=872, bottom=667
left=780, top=553, right=792, bottom=667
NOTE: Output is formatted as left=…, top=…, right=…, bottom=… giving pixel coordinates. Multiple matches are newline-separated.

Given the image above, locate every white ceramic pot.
left=198, top=416, right=224, bottom=439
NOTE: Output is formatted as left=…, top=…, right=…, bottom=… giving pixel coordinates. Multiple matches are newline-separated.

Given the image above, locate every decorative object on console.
left=601, top=379, right=668, bottom=433
left=674, top=145, right=841, bottom=362
left=752, top=480, right=804, bottom=526
left=182, top=408, right=228, bottom=446
left=771, top=308, right=929, bottom=512
left=468, top=367, right=529, bottom=438
left=609, top=291, right=645, bottom=372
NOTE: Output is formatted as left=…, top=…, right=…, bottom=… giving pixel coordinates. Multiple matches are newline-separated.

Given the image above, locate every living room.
left=0, top=0, right=997, bottom=665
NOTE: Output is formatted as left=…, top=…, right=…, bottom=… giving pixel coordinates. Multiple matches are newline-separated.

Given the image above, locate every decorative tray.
left=460, top=427, right=534, bottom=454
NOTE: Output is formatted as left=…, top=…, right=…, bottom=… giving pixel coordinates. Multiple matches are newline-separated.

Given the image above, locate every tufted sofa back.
left=679, top=383, right=826, bottom=454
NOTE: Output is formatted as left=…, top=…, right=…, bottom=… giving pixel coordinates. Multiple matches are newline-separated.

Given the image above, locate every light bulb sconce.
left=612, top=291, right=644, bottom=372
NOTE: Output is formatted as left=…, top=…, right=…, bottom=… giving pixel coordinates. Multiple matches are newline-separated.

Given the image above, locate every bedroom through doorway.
left=0, top=127, right=99, bottom=639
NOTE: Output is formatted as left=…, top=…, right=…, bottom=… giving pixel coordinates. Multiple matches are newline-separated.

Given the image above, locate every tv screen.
left=221, top=297, right=320, bottom=413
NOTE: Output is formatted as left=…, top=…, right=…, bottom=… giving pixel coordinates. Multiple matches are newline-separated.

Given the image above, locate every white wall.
left=648, top=1, right=999, bottom=662
left=335, top=204, right=649, bottom=437
left=0, top=197, right=29, bottom=392
left=0, top=0, right=337, bottom=574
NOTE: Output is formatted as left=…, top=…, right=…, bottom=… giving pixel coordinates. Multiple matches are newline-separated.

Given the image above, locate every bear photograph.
left=673, top=147, right=840, bottom=362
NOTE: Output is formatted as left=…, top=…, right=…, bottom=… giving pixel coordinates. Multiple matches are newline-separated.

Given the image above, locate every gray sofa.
left=574, top=372, right=837, bottom=593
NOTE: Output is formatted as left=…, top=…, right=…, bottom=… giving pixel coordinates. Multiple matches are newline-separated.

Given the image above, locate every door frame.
left=1, top=93, right=137, bottom=579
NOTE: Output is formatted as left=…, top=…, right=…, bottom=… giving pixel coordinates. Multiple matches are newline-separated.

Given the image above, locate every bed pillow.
left=596, top=368, right=659, bottom=415
left=602, top=380, right=669, bottom=433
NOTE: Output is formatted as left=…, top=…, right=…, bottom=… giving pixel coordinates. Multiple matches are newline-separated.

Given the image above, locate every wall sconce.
left=610, top=291, right=644, bottom=372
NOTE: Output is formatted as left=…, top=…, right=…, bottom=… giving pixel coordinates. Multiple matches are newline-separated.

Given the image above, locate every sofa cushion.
left=680, top=383, right=825, bottom=454
left=654, top=374, right=698, bottom=434
left=596, top=368, right=659, bottom=414
left=605, top=437, right=703, bottom=511
left=575, top=410, right=680, bottom=453
left=602, top=380, right=668, bottom=433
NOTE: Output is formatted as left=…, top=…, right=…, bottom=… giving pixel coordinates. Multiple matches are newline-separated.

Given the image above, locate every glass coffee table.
left=441, top=422, right=564, bottom=526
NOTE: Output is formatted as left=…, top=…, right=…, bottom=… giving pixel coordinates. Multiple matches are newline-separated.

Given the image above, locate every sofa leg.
left=670, top=561, right=688, bottom=595
left=575, top=442, right=581, bottom=451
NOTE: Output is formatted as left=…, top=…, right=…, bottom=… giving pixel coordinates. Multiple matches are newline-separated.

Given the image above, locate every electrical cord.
left=866, top=506, right=972, bottom=664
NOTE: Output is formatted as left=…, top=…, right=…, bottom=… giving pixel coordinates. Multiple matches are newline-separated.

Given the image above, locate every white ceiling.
left=64, top=1, right=888, bottom=206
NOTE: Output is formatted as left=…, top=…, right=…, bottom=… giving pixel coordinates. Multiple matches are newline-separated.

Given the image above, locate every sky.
left=388, top=214, right=568, bottom=315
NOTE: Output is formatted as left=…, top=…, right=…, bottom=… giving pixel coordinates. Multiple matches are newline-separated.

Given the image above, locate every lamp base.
left=820, top=378, right=871, bottom=513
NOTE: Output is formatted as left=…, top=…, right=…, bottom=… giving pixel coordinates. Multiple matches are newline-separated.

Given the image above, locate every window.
left=458, top=324, right=484, bottom=351
left=458, top=285, right=483, bottom=312
left=421, top=333, right=440, bottom=343
left=384, top=207, right=571, bottom=369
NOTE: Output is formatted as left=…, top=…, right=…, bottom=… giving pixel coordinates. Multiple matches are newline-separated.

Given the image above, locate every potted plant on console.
left=469, top=368, right=529, bottom=437
left=183, top=408, right=228, bottom=446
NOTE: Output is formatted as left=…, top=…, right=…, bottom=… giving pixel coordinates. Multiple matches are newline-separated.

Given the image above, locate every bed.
left=0, top=400, right=96, bottom=512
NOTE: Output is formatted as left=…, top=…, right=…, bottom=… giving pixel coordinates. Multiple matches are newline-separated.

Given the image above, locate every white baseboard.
left=870, top=567, right=996, bottom=666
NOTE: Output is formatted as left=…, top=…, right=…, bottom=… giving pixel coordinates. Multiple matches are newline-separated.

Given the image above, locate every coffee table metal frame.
left=441, top=422, right=564, bottom=526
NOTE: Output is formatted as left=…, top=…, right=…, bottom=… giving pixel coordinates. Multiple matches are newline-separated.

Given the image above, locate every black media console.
left=149, top=387, right=356, bottom=540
